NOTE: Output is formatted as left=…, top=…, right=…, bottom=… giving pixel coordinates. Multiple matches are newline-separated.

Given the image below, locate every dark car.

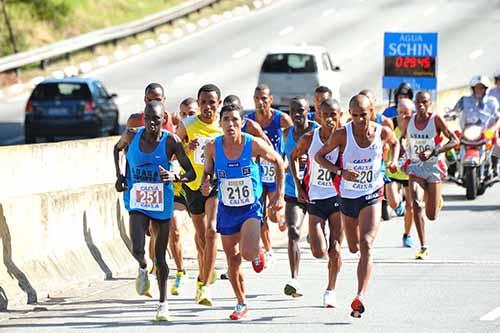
left=24, top=77, right=120, bottom=143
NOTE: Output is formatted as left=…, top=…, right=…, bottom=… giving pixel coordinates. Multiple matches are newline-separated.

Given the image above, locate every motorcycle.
left=444, top=108, right=499, bottom=200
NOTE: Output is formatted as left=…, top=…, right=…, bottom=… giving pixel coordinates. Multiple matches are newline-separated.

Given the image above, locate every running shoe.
left=284, top=279, right=303, bottom=297
left=264, top=250, right=274, bottom=269
left=135, top=267, right=151, bottom=296
left=252, top=250, right=266, bottom=273
left=350, top=296, right=365, bottom=318
left=195, top=280, right=203, bottom=303
left=323, top=289, right=337, bottom=308
left=154, top=303, right=171, bottom=322
left=229, top=303, right=248, bottom=320
left=395, top=201, right=406, bottom=217
left=197, top=285, right=213, bottom=306
left=402, top=234, right=414, bottom=248
left=415, top=248, right=429, bottom=260
left=170, top=270, right=187, bottom=296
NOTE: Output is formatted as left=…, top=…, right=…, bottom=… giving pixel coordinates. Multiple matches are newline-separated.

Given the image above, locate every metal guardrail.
left=0, top=0, right=219, bottom=73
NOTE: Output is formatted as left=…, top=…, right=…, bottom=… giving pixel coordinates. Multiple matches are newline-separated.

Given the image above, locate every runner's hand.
left=268, top=191, right=285, bottom=214
left=188, top=138, right=199, bottom=152
left=342, top=169, right=359, bottom=181
left=386, top=161, right=398, bottom=173
left=200, top=177, right=212, bottom=197
left=159, top=165, right=176, bottom=183
left=115, top=175, right=127, bottom=192
left=297, top=186, right=309, bottom=204
left=419, top=150, right=434, bottom=161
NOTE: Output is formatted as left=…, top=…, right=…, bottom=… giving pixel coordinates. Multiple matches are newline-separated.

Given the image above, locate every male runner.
left=127, top=83, right=174, bottom=132
left=114, top=101, right=195, bottom=321
left=246, top=84, right=293, bottom=265
left=201, top=103, right=285, bottom=320
left=316, top=94, right=400, bottom=318
left=282, top=97, right=317, bottom=297
left=176, top=84, right=223, bottom=305
left=309, top=86, right=333, bottom=122
left=400, top=91, right=458, bottom=259
left=292, top=98, right=343, bottom=307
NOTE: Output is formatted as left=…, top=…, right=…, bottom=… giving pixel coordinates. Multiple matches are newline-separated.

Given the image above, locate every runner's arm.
left=315, top=129, right=344, bottom=174
left=253, top=137, right=285, bottom=197
left=280, top=112, right=294, bottom=130
left=434, top=115, right=459, bottom=155
left=381, top=126, right=400, bottom=172
left=290, top=133, right=312, bottom=202
left=168, top=134, right=196, bottom=183
left=113, top=129, right=136, bottom=191
left=200, top=141, right=216, bottom=197
left=382, top=114, right=394, bottom=130
left=245, top=119, right=272, bottom=145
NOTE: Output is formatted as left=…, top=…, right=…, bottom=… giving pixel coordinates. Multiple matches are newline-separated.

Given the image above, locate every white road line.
left=3, top=136, right=24, bottom=145
left=480, top=307, right=500, bottom=321
left=279, top=26, right=294, bottom=36
left=322, top=8, right=336, bottom=16
left=469, top=49, right=484, bottom=60
left=232, top=48, right=252, bottom=59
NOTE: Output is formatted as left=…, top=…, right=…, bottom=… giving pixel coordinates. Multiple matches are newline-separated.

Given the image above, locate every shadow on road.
left=441, top=205, right=500, bottom=212
left=0, top=204, right=37, bottom=308
left=83, top=211, right=113, bottom=280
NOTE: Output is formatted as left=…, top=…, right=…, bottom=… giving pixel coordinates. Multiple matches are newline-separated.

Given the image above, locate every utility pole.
left=1, top=0, right=18, bottom=54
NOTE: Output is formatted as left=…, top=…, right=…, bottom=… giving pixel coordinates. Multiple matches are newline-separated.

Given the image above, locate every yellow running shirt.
left=182, top=115, right=222, bottom=191
left=385, top=127, right=409, bottom=181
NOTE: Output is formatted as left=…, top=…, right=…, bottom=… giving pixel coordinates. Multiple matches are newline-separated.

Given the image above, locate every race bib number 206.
left=130, top=183, right=164, bottom=211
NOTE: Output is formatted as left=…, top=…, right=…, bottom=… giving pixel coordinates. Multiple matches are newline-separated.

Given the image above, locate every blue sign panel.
left=383, top=32, right=438, bottom=91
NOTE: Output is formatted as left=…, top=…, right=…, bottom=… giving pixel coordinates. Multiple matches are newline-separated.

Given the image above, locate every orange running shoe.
left=229, top=304, right=248, bottom=320
left=252, top=250, right=265, bottom=273
left=350, top=296, right=365, bottom=318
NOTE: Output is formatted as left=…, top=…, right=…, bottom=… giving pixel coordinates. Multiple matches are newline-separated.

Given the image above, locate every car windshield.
left=261, top=53, right=318, bottom=73
left=31, top=83, right=91, bottom=100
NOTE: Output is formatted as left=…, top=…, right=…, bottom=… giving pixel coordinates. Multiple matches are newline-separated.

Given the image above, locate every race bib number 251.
left=130, top=183, right=164, bottom=211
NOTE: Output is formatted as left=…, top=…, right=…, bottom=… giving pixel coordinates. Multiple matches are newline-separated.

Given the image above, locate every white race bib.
left=311, top=166, right=333, bottom=188
left=261, top=160, right=276, bottom=183
left=411, top=139, right=436, bottom=162
left=220, top=177, right=255, bottom=207
left=343, top=162, right=374, bottom=191
left=194, top=138, right=209, bottom=165
left=130, top=183, right=164, bottom=211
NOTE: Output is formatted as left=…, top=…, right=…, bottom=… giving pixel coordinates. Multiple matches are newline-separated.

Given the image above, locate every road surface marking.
left=480, top=307, right=500, bottom=321
left=279, top=26, right=294, bottom=36
left=232, top=48, right=252, bottom=59
left=322, top=8, right=336, bottom=16
left=469, top=49, right=484, bottom=60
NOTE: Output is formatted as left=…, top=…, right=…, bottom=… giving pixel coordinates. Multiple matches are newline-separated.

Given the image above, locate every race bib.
left=194, top=138, right=209, bottom=165
left=343, top=162, right=374, bottom=191
left=220, top=177, right=255, bottom=207
left=411, top=139, right=436, bottom=162
left=311, top=166, right=333, bottom=188
left=261, top=160, right=276, bottom=183
left=130, top=183, right=164, bottom=211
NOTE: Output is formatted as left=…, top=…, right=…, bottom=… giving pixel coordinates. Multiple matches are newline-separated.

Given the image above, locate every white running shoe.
left=284, top=279, right=303, bottom=297
left=154, top=303, right=171, bottom=321
left=135, top=267, right=150, bottom=296
left=323, top=289, right=337, bottom=308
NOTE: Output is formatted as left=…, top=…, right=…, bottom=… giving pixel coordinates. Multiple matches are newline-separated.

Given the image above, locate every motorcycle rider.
left=487, top=69, right=500, bottom=176
left=452, top=75, right=500, bottom=177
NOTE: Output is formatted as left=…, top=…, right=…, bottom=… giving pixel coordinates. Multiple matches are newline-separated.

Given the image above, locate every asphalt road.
left=1, top=182, right=500, bottom=332
left=1, top=0, right=500, bottom=145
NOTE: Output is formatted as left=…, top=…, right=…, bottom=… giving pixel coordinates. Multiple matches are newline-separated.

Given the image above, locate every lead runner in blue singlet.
left=201, top=103, right=285, bottom=321
left=114, top=101, right=195, bottom=322
left=316, top=94, right=400, bottom=319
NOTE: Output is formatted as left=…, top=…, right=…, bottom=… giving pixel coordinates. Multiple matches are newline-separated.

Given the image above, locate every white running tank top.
left=407, top=113, right=438, bottom=164
left=306, top=128, right=339, bottom=200
left=341, top=122, right=384, bottom=199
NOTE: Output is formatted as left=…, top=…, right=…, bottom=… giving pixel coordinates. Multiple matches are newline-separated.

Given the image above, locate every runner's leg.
left=202, top=196, right=218, bottom=285
left=403, top=185, right=414, bottom=236
left=327, top=212, right=343, bottom=290
left=169, top=202, right=187, bottom=272
left=222, top=233, right=244, bottom=304
left=152, top=220, right=171, bottom=302
left=260, top=189, right=272, bottom=252
left=342, top=214, right=360, bottom=254
left=191, top=213, right=207, bottom=277
left=425, top=182, right=440, bottom=221
left=410, top=176, right=427, bottom=248
left=308, top=214, right=327, bottom=258
left=129, top=213, right=150, bottom=269
left=286, top=202, right=306, bottom=278
left=356, top=203, right=381, bottom=296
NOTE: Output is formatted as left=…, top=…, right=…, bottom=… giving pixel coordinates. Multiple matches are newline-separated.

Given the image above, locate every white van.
left=257, top=45, right=341, bottom=110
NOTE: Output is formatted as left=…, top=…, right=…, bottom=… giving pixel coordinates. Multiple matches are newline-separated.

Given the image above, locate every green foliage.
left=8, top=0, right=71, bottom=26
